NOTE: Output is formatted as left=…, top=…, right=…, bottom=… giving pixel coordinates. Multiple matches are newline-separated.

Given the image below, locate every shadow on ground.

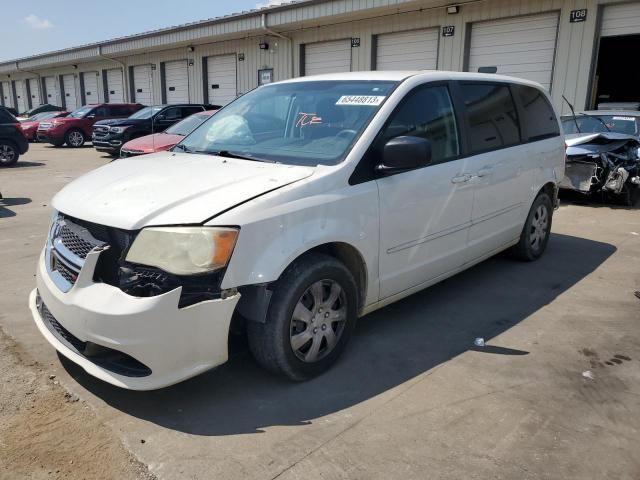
left=0, top=197, right=32, bottom=218
left=61, top=233, right=616, bottom=436
left=5, top=161, right=45, bottom=169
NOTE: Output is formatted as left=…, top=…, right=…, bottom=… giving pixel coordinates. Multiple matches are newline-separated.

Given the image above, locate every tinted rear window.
left=459, top=83, right=521, bottom=153
left=513, top=85, right=559, bottom=141
left=0, top=108, right=17, bottom=123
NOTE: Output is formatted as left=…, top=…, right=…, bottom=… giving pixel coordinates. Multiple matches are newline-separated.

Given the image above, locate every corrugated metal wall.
left=2, top=0, right=638, bottom=114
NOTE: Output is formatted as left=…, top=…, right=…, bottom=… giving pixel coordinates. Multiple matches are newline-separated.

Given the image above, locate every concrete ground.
left=1, top=144, right=639, bottom=480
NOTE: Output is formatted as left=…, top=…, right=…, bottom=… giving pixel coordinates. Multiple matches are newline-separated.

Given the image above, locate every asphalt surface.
left=1, top=144, right=639, bottom=480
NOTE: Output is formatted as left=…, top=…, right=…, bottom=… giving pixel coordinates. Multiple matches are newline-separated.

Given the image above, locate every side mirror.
left=86, top=114, right=96, bottom=118
left=377, top=136, right=432, bottom=174
left=155, top=114, right=166, bottom=121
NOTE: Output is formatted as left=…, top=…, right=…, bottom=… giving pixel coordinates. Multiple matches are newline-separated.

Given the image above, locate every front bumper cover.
left=30, top=249, right=240, bottom=390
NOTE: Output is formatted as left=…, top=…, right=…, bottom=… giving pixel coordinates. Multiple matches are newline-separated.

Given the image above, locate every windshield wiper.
left=207, top=150, right=275, bottom=163
left=173, top=144, right=193, bottom=153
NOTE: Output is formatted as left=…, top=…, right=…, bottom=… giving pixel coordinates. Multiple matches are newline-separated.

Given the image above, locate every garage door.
left=82, top=71, right=99, bottom=104
left=62, top=74, right=79, bottom=111
left=303, top=39, right=351, bottom=76
left=376, top=28, right=439, bottom=70
left=467, top=12, right=559, bottom=90
left=601, top=3, right=640, bottom=37
left=44, top=77, right=59, bottom=106
left=164, top=60, right=189, bottom=104
left=133, top=65, right=153, bottom=105
left=1, top=81, right=13, bottom=108
left=28, top=78, right=42, bottom=107
left=105, top=68, right=124, bottom=103
left=15, top=81, right=28, bottom=113
left=206, top=54, right=237, bottom=106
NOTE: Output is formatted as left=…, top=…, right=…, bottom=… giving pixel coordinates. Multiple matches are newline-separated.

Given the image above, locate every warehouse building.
left=1, top=0, right=639, bottom=115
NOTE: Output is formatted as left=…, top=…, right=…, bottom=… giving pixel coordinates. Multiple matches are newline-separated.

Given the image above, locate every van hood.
left=52, top=152, right=315, bottom=230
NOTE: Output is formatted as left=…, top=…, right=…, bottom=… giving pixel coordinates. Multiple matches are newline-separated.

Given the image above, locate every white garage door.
left=1, top=81, right=12, bottom=108
left=105, top=68, right=124, bottom=103
left=44, top=77, right=59, bottom=106
left=376, top=28, right=439, bottom=71
left=467, top=12, right=559, bottom=90
left=601, top=3, right=640, bottom=37
left=206, top=55, right=237, bottom=106
left=164, top=60, right=189, bottom=104
left=62, top=74, right=79, bottom=111
left=28, top=78, right=42, bottom=107
left=304, top=39, right=351, bottom=76
left=133, top=65, right=153, bottom=105
left=15, top=81, right=28, bottom=113
left=82, top=71, right=99, bottom=104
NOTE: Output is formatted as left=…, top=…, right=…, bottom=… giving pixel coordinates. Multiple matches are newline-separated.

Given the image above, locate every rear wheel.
left=65, top=129, right=85, bottom=148
left=0, top=141, right=19, bottom=167
left=511, top=192, right=553, bottom=261
left=248, top=253, right=358, bottom=381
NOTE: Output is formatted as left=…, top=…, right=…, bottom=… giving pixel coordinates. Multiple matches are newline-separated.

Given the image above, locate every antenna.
left=562, top=95, right=581, bottom=133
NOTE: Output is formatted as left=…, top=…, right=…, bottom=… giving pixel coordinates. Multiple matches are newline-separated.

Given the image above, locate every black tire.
left=0, top=141, right=19, bottom=167
left=511, top=192, right=553, bottom=261
left=247, top=253, right=358, bottom=381
left=65, top=129, right=85, bottom=148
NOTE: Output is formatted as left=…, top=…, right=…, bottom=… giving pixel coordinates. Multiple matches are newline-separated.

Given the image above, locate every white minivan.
left=29, top=71, right=565, bottom=390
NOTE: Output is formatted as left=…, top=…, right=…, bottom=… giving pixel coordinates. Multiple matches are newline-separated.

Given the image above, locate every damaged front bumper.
left=561, top=132, right=640, bottom=199
left=30, top=248, right=240, bottom=390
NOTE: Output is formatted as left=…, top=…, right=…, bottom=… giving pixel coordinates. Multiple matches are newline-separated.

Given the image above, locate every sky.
left=1, top=0, right=286, bottom=61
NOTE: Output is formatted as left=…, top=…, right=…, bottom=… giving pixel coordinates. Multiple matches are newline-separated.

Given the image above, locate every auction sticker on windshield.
left=613, top=117, right=635, bottom=121
left=336, top=95, right=385, bottom=106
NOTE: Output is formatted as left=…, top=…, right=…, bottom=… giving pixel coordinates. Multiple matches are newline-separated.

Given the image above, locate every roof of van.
left=276, top=70, right=545, bottom=88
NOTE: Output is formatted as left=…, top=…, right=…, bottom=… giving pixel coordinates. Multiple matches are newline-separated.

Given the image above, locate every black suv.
left=0, top=107, right=29, bottom=167
left=92, top=104, right=217, bottom=156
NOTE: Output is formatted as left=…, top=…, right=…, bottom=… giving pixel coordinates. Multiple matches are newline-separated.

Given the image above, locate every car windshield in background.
left=68, top=106, right=93, bottom=118
left=562, top=115, right=639, bottom=135
left=165, top=113, right=211, bottom=136
left=129, top=106, right=163, bottom=120
left=176, top=80, right=398, bottom=166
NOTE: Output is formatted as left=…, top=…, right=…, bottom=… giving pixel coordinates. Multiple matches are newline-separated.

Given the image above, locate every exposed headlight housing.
left=110, top=126, right=130, bottom=134
left=126, top=227, right=239, bottom=275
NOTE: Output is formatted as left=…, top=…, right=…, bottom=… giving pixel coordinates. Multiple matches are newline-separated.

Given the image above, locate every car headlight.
left=110, top=126, right=130, bottom=134
left=126, top=227, right=239, bottom=275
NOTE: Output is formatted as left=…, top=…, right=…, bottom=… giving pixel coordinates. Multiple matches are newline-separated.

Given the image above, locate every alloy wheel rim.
left=290, top=279, right=347, bottom=363
left=529, top=204, right=549, bottom=250
left=0, top=145, right=16, bottom=163
left=69, top=131, right=83, bottom=146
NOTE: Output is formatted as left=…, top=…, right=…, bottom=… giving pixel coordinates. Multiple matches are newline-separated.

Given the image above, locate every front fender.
left=220, top=181, right=380, bottom=308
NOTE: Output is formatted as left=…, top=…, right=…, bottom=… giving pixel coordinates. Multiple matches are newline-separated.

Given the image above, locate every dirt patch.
left=0, top=329, right=155, bottom=480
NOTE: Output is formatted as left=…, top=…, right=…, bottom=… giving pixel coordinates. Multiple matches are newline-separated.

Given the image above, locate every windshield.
left=562, top=115, right=638, bottom=135
left=129, top=106, right=164, bottom=120
left=27, top=112, right=56, bottom=121
left=177, top=80, right=397, bottom=166
left=68, top=106, right=93, bottom=118
left=165, top=112, right=213, bottom=136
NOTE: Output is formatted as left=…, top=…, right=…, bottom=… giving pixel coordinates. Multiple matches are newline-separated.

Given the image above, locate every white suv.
left=29, top=71, right=565, bottom=390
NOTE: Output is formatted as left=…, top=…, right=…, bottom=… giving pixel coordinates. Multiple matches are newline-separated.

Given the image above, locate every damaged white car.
left=560, top=132, right=640, bottom=206
left=29, top=72, right=565, bottom=390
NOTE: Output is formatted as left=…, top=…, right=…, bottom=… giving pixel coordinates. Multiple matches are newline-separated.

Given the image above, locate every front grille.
left=52, top=254, right=78, bottom=284
left=92, top=126, right=110, bottom=139
left=37, top=292, right=152, bottom=378
left=55, top=216, right=106, bottom=260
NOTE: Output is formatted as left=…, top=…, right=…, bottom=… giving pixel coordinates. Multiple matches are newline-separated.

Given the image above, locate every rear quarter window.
left=513, top=85, right=560, bottom=141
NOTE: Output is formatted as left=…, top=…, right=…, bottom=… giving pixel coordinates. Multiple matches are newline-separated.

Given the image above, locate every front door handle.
left=476, top=167, right=494, bottom=178
left=451, top=174, right=471, bottom=184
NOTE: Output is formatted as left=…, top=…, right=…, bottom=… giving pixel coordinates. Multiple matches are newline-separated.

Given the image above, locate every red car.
left=120, top=109, right=217, bottom=157
left=20, top=111, right=69, bottom=141
left=37, top=103, right=143, bottom=148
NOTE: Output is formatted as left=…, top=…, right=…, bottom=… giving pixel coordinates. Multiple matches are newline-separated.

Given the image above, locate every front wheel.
left=65, top=129, right=85, bottom=148
left=511, top=192, right=553, bottom=261
left=0, top=141, right=19, bottom=167
left=248, top=253, right=358, bottom=381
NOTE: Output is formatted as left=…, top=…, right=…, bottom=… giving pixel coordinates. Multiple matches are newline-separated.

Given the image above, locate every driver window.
left=381, top=85, right=460, bottom=163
